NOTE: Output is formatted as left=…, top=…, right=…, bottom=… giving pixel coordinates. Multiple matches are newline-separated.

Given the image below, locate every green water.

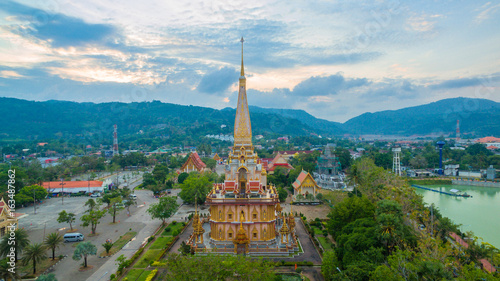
left=414, top=184, right=500, bottom=248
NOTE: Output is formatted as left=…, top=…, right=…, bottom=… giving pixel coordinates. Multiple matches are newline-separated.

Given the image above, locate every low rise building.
left=42, top=181, right=105, bottom=194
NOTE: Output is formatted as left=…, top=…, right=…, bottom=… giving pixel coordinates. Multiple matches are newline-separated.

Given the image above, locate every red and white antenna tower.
left=113, top=124, right=119, bottom=156
left=456, top=120, right=460, bottom=142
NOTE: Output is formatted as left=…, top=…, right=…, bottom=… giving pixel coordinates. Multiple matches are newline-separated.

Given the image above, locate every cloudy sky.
left=0, top=0, right=499, bottom=122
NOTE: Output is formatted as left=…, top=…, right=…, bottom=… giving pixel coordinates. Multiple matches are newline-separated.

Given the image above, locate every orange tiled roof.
left=292, top=170, right=309, bottom=189
left=181, top=152, right=206, bottom=171
left=476, top=136, right=500, bottom=143
left=42, top=181, right=103, bottom=189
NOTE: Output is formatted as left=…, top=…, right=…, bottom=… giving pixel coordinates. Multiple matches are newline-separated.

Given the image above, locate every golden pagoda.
left=189, top=38, right=298, bottom=255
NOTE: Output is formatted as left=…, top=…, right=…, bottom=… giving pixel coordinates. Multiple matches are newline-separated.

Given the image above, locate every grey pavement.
left=85, top=189, right=186, bottom=281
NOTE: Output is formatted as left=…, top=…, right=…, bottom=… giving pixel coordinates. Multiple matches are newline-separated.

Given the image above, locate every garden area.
left=120, top=221, right=186, bottom=281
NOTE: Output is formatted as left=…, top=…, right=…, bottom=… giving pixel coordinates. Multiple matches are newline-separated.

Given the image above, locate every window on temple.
left=219, top=229, right=222, bottom=240
left=228, top=214, right=232, bottom=220
left=228, top=233, right=233, bottom=238
left=253, top=232, right=257, bottom=238
left=263, top=210, right=266, bottom=220
left=219, top=210, right=222, bottom=220
left=253, top=214, right=257, bottom=220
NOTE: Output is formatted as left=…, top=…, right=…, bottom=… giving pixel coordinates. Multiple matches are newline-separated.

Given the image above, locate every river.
left=414, top=184, right=500, bottom=248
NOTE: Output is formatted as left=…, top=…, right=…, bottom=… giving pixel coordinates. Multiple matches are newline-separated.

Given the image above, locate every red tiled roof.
left=476, top=136, right=500, bottom=143
left=480, top=259, right=496, bottom=273
left=486, top=145, right=498, bottom=150
left=450, top=232, right=469, bottom=249
left=42, top=181, right=103, bottom=189
left=292, top=170, right=309, bottom=189
left=249, top=181, right=260, bottom=186
left=181, top=152, right=207, bottom=171
left=278, top=150, right=314, bottom=155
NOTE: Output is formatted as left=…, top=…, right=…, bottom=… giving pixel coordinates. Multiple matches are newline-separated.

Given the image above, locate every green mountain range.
left=0, top=97, right=498, bottom=144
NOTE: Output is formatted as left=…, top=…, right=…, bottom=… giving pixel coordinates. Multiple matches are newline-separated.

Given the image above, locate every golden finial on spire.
left=240, top=37, right=245, bottom=77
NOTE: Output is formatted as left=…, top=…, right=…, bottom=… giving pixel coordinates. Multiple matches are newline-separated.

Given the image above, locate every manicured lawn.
left=100, top=231, right=137, bottom=256
left=124, top=268, right=144, bottom=281
left=311, top=226, right=323, bottom=236
left=162, top=223, right=184, bottom=236
left=134, top=249, right=163, bottom=268
left=317, top=236, right=333, bottom=250
left=149, top=236, right=174, bottom=249
left=137, top=270, right=153, bottom=281
left=124, top=269, right=153, bottom=281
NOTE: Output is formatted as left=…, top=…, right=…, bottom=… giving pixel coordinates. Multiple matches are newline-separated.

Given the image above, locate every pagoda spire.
left=233, top=37, right=252, bottom=147
left=240, top=37, right=245, bottom=77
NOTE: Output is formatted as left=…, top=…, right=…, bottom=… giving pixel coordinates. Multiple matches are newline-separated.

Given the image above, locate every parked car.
left=64, top=233, right=84, bottom=242
left=90, top=193, right=101, bottom=198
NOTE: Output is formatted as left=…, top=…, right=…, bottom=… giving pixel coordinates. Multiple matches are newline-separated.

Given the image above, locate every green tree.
left=163, top=254, right=276, bottom=280
left=108, top=197, right=123, bottom=223
left=322, top=250, right=340, bottom=281
left=102, top=241, right=113, bottom=255
left=84, top=198, right=97, bottom=211
left=277, top=187, right=288, bottom=202
left=147, top=196, right=179, bottom=224
left=22, top=243, right=47, bottom=274
left=44, top=232, right=63, bottom=260
left=57, top=210, right=76, bottom=231
left=81, top=206, right=107, bottom=235
left=177, top=172, right=189, bottom=184
left=152, top=164, right=169, bottom=183
left=326, top=196, right=375, bottom=239
left=0, top=257, right=20, bottom=281
left=179, top=173, right=212, bottom=204
left=19, top=184, right=48, bottom=201
left=0, top=228, right=30, bottom=262
left=142, top=172, right=156, bottom=187
left=72, top=242, right=97, bottom=268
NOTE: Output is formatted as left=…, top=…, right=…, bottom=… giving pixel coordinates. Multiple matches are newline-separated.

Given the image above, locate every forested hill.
left=0, top=97, right=499, bottom=144
left=343, top=98, right=500, bottom=137
left=0, top=98, right=319, bottom=143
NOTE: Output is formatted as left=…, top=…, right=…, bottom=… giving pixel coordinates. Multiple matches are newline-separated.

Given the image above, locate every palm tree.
left=44, top=232, right=63, bottom=260
left=22, top=243, right=47, bottom=274
left=0, top=257, right=20, bottom=280
left=0, top=228, right=30, bottom=262
left=72, top=242, right=96, bottom=268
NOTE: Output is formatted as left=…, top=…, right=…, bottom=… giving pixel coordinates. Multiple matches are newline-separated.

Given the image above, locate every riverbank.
left=452, top=180, right=500, bottom=188
left=408, top=179, right=452, bottom=185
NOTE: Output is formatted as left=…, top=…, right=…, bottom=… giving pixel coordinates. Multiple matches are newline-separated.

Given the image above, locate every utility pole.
left=33, top=188, right=36, bottom=214
left=60, top=178, right=66, bottom=205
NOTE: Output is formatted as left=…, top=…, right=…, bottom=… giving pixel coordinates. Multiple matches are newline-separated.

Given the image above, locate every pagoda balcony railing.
left=206, top=197, right=278, bottom=204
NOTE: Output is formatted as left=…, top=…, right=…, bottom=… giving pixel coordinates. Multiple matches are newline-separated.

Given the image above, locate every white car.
left=90, top=193, right=101, bottom=198
left=130, top=194, right=137, bottom=199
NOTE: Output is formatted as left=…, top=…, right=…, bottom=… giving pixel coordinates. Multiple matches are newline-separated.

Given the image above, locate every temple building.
left=178, top=151, right=207, bottom=173
left=0, top=198, right=18, bottom=238
left=313, top=144, right=346, bottom=190
left=266, top=153, right=294, bottom=175
left=187, top=38, right=298, bottom=255
left=292, top=170, right=320, bottom=198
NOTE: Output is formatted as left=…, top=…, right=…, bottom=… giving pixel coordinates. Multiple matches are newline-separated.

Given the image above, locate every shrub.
left=322, top=230, right=328, bottom=237
left=172, top=221, right=177, bottom=225
left=296, top=267, right=303, bottom=273
left=172, top=229, right=180, bottom=236
left=148, top=236, right=155, bottom=242
left=164, top=227, right=171, bottom=232
left=110, top=274, right=116, bottom=280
